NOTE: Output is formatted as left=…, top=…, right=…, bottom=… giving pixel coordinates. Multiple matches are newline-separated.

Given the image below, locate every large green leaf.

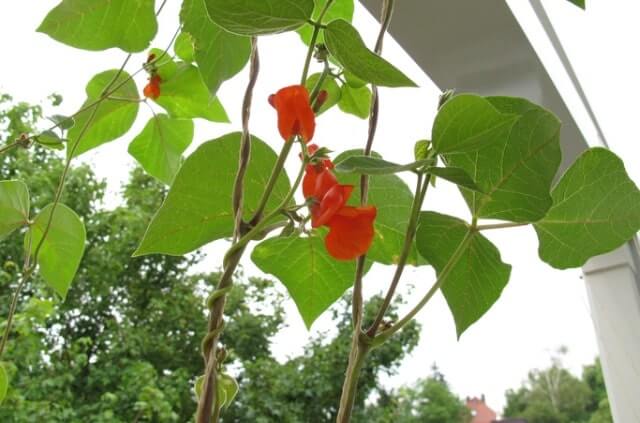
left=154, top=63, right=229, bottom=123
left=27, top=204, right=86, bottom=298
left=298, top=0, right=354, bottom=45
left=0, top=363, right=7, bottom=404
left=181, top=0, right=251, bottom=96
left=432, top=94, right=518, bottom=154
left=205, top=0, right=315, bottom=36
left=535, top=148, right=640, bottom=269
left=0, top=180, right=30, bottom=240
left=37, top=0, right=157, bottom=52
left=338, top=84, right=371, bottom=119
left=333, top=150, right=424, bottom=266
left=324, top=20, right=416, bottom=88
left=443, top=96, right=562, bottom=222
left=416, top=212, right=512, bottom=337
left=252, top=234, right=359, bottom=328
left=135, top=133, right=291, bottom=256
left=68, top=70, right=139, bottom=158
left=128, top=115, right=194, bottom=185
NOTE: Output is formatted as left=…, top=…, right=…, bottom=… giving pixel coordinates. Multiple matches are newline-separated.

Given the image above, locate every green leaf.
left=0, top=363, right=7, bottom=404
left=334, top=155, right=433, bottom=175
left=426, top=167, right=483, bottom=193
left=297, top=0, right=354, bottom=45
left=333, top=150, right=424, bottom=266
left=305, top=73, right=341, bottom=115
left=567, top=0, right=585, bottom=9
left=37, top=0, right=157, bottom=52
left=344, top=70, right=367, bottom=88
left=416, top=212, right=512, bottom=337
left=154, top=63, right=229, bottom=123
left=36, top=130, right=65, bottom=150
left=27, top=203, right=86, bottom=298
left=442, top=96, right=562, bottom=222
left=135, top=133, right=291, bottom=256
left=324, top=20, right=416, bottom=88
left=48, top=114, right=74, bottom=130
left=67, top=70, right=139, bottom=159
left=534, top=148, right=640, bottom=269
left=217, top=373, right=239, bottom=408
left=252, top=234, right=360, bottom=328
left=205, top=0, right=315, bottom=36
left=174, top=33, right=195, bottom=63
left=0, top=180, right=30, bottom=240
left=128, top=115, right=194, bottom=185
left=432, top=94, right=518, bottom=154
left=414, top=140, right=431, bottom=161
left=181, top=0, right=251, bottom=96
left=338, top=84, right=371, bottom=119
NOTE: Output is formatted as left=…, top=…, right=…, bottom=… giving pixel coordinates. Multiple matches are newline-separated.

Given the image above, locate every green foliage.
left=174, top=33, right=195, bottom=63
left=333, top=150, right=424, bottom=266
left=298, top=0, right=355, bottom=45
left=305, top=73, right=342, bottom=115
left=338, top=84, right=372, bottom=119
left=568, top=0, right=586, bottom=9
left=334, top=155, right=433, bottom=175
left=37, top=0, right=157, bottom=52
left=251, top=233, right=362, bottom=328
left=216, top=373, right=239, bottom=409
left=416, top=212, right=511, bottom=337
left=0, top=363, right=7, bottom=404
left=135, top=133, right=291, bottom=256
left=181, top=0, right=252, bottom=96
left=67, top=70, right=139, bottom=159
left=128, top=114, right=194, bottom=185
left=426, top=167, right=483, bottom=193
left=0, top=180, right=30, bottom=240
left=325, top=20, right=416, bottom=87
left=534, top=148, right=640, bottom=269
left=205, top=0, right=315, bottom=36
left=26, top=203, right=86, bottom=298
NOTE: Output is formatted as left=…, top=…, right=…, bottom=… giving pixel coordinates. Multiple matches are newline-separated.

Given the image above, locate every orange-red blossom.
left=269, top=85, right=316, bottom=142
left=143, top=74, right=161, bottom=100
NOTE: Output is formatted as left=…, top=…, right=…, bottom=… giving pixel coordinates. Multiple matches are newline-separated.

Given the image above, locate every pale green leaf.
left=0, top=180, right=30, bottom=240
left=334, top=155, right=433, bottom=175
left=298, top=0, right=354, bottom=45
left=37, top=0, right=157, bottom=52
left=305, top=73, right=341, bottom=115
left=338, top=84, right=371, bottom=119
left=27, top=203, right=86, bottom=298
left=325, top=20, right=416, bottom=88
left=68, top=70, right=139, bottom=158
left=205, top=0, right=315, bottom=35
left=416, top=212, right=511, bottom=337
left=252, top=234, right=359, bottom=328
left=128, top=115, right=194, bottom=185
left=535, top=148, right=640, bottom=269
left=217, top=373, right=239, bottom=408
left=174, top=33, right=195, bottom=63
left=134, top=133, right=291, bottom=256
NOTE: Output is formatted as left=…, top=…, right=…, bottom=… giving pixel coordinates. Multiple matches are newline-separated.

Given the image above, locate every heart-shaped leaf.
left=0, top=180, right=30, bottom=240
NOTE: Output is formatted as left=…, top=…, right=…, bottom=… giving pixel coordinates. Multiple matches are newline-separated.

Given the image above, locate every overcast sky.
left=1, top=0, right=638, bottom=414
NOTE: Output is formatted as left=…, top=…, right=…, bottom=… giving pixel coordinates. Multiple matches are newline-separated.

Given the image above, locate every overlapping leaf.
left=305, top=73, right=342, bottom=115
left=298, top=0, right=354, bottom=45
left=416, top=212, right=511, bottom=337
left=37, top=0, right=157, bottom=52
left=252, top=233, right=360, bottom=328
left=0, top=180, right=30, bottom=240
left=338, top=84, right=371, bottom=119
left=67, top=70, right=139, bottom=159
left=135, top=133, right=291, bottom=256
left=535, top=148, right=640, bottom=269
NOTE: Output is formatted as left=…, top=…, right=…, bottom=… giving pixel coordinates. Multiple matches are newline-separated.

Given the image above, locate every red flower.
left=143, top=74, right=161, bottom=100
left=325, top=206, right=377, bottom=261
left=312, top=183, right=353, bottom=228
left=269, top=85, right=315, bottom=142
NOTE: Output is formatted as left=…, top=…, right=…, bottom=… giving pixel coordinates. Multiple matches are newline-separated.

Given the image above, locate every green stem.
left=300, top=0, right=336, bottom=84
left=336, top=335, right=370, bottom=423
left=0, top=270, right=32, bottom=359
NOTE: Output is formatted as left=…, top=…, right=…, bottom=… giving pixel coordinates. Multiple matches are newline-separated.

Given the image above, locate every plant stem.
left=300, top=0, right=336, bottom=84
left=0, top=142, right=18, bottom=156
left=336, top=335, right=370, bottom=423
left=0, top=270, right=32, bottom=358
left=249, top=140, right=293, bottom=224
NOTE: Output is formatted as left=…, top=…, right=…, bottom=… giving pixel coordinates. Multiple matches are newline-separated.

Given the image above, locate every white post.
left=582, top=243, right=640, bottom=423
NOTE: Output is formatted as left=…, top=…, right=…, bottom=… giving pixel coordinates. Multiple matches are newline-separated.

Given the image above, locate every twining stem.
left=0, top=142, right=19, bottom=156
left=249, top=141, right=294, bottom=224
left=336, top=336, right=370, bottom=423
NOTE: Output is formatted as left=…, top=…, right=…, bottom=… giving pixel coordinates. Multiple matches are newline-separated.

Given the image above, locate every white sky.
left=1, top=0, right=638, bottom=414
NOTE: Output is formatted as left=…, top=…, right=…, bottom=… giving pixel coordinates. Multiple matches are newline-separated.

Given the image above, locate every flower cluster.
left=270, top=85, right=377, bottom=261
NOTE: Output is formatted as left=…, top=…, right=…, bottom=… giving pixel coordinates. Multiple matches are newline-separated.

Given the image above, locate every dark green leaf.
left=27, top=203, right=86, bottom=298
left=134, top=133, right=291, bottom=256
left=68, top=70, right=139, bottom=158
left=154, top=63, right=229, bottom=123
left=567, top=0, right=585, bottom=9
left=338, top=84, right=371, bottom=119
left=37, top=0, right=157, bottom=52
left=416, top=212, right=511, bottom=337
left=252, top=234, right=359, bottom=328
left=305, top=73, right=341, bottom=115
left=333, top=150, right=424, bottom=266
left=0, top=180, right=29, bottom=240
left=174, top=33, right=195, bottom=63
left=432, top=94, right=518, bottom=154
left=298, top=0, right=354, bottom=45
left=443, top=96, right=561, bottom=222
left=334, top=155, right=432, bottom=175
left=426, top=167, right=483, bottom=193
left=128, top=115, right=194, bottom=185
left=324, top=20, right=416, bottom=88
left=534, top=148, right=640, bottom=269
left=0, top=363, right=7, bottom=404
left=205, top=0, right=315, bottom=36
left=36, top=130, right=65, bottom=150
left=181, top=0, right=251, bottom=95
